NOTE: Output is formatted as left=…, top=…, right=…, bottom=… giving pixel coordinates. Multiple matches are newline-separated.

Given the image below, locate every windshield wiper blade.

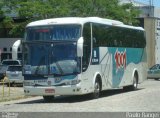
left=35, top=56, right=45, bottom=74
left=55, top=61, right=64, bottom=75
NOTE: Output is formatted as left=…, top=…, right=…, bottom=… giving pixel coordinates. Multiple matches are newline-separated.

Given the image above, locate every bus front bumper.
left=24, top=85, right=82, bottom=96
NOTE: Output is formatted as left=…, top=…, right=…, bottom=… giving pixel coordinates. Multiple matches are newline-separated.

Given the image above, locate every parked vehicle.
left=1, top=59, right=22, bottom=65
left=0, top=65, right=8, bottom=81
left=147, top=64, right=160, bottom=80
left=5, top=65, right=24, bottom=86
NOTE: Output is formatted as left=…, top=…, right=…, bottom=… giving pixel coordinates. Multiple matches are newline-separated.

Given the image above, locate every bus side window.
left=93, top=37, right=97, bottom=45
left=82, top=23, right=91, bottom=72
left=120, top=41, right=123, bottom=47
left=114, top=40, right=117, bottom=46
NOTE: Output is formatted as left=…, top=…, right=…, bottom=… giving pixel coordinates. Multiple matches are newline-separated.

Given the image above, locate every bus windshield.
left=25, top=25, right=81, bottom=41
left=23, top=42, right=80, bottom=76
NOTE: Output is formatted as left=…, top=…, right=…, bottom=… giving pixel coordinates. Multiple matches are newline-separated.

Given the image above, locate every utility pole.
left=149, top=0, right=153, bottom=17
left=149, top=0, right=153, bottom=6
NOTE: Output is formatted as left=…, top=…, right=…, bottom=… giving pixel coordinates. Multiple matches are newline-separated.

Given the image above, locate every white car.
left=147, top=64, right=160, bottom=80
left=1, top=59, right=22, bottom=65
left=5, top=65, right=24, bottom=86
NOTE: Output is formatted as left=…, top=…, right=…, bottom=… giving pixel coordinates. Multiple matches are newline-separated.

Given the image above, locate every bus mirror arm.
left=77, top=37, right=84, bottom=57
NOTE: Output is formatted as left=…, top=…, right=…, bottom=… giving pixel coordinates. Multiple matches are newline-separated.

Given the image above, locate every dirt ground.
left=0, top=83, right=26, bottom=102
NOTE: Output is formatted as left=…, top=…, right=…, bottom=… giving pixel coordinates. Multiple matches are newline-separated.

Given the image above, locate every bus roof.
left=26, top=17, right=144, bottom=31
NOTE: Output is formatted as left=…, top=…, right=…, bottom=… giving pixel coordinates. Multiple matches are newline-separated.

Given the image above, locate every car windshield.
left=150, top=64, right=160, bottom=70
left=2, top=61, right=20, bottom=65
left=0, top=65, right=8, bottom=73
left=23, top=42, right=80, bottom=76
left=8, top=66, right=22, bottom=71
left=25, top=25, right=81, bottom=41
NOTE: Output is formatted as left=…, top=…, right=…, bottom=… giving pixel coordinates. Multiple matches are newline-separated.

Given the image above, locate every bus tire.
left=154, top=78, right=159, bottom=80
left=90, top=78, right=101, bottom=99
left=131, top=74, right=138, bottom=90
left=123, top=73, right=138, bottom=91
left=43, top=96, right=55, bottom=102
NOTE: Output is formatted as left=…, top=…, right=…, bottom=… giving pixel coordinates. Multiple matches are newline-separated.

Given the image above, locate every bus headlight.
left=65, top=79, right=81, bottom=85
left=71, top=79, right=81, bottom=85
left=23, top=81, right=34, bottom=86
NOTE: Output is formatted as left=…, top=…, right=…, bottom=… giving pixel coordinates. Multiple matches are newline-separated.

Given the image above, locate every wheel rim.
left=133, top=76, right=137, bottom=89
left=94, top=81, right=100, bottom=97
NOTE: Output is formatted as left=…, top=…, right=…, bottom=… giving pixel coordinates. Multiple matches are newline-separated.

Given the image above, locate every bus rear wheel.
left=123, top=74, right=138, bottom=91
left=132, top=75, right=138, bottom=90
left=43, top=96, right=55, bottom=102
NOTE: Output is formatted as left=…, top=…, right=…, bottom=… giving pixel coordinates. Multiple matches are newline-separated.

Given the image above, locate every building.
left=141, top=18, right=160, bottom=67
left=120, top=0, right=160, bottom=67
left=0, top=38, right=22, bottom=62
left=119, top=0, right=148, bottom=6
left=136, top=4, right=160, bottom=67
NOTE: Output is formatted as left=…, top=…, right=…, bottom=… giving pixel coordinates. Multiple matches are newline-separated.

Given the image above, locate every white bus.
left=22, top=17, right=147, bottom=102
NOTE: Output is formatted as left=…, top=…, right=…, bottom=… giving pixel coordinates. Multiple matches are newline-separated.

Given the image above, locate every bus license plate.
left=45, top=89, right=55, bottom=93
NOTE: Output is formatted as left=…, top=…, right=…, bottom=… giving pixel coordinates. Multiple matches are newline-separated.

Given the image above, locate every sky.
left=135, top=0, right=160, bottom=7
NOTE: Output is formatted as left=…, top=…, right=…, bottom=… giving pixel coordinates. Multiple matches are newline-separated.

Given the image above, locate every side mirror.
left=77, top=37, right=83, bottom=57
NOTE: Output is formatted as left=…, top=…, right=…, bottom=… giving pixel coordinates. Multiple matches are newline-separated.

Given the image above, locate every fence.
left=0, top=77, right=25, bottom=102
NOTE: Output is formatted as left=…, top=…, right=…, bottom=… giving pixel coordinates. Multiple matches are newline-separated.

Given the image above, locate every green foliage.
left=0, top=0, right=140, bottom=38
left=2, top=17, right=13, bottom=28
left=18, top=1, right=53, bottom=19
left=7, top=21, right=28, bottom=37
left=0, top=1, right=4, bottom=16
left=67, top=0, right=140, bottom=25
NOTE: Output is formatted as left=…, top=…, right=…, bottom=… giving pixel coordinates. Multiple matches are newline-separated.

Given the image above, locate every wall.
left=143, top=17, right=160, bottom=68
left=155, top=19, right=160, bottom=64
left=0, top=38, right=22, bottom=62
left=144, top=18, right=156, bottom=68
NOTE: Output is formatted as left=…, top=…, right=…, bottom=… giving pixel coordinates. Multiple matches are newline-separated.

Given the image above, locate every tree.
left=68, top=0, right=140, bottom=25
left=0, top=0, right=140, bottom=38
left=0, top=0, right=18, bottom=37
left=0, top=1, right=4, bottom=16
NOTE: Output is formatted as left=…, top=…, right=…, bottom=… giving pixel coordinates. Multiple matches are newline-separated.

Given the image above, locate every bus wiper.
left=35, top=56, right=45, bottom=75
left=55, top=61, right=64, bottom=75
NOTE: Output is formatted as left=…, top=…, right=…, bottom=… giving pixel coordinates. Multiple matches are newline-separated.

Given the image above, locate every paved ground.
left=0, top=79, right=160, bottom=112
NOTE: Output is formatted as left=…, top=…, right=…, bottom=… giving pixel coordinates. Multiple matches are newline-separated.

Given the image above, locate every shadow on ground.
left=16, top=87, right=144, bottom=104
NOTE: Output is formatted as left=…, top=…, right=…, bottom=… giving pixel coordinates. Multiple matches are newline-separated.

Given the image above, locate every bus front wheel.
left=90, top=79, right=101, bottom=99
left=43, top=96, right=55, bottom=102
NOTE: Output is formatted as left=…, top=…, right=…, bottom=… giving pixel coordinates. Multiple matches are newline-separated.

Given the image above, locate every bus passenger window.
left=82, top=23, right=91, bottom=72
left=114, top=40, right=117, bottom=46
